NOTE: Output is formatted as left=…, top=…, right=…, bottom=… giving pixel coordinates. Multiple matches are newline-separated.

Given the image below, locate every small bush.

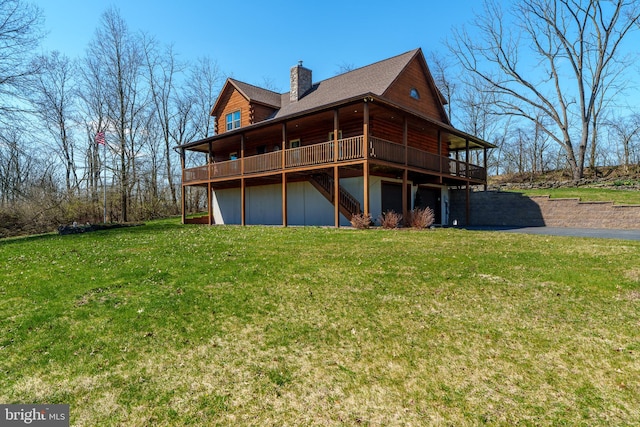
left=378, top=211, right=402, bottom=229
left=350, top=213, right=372, bottom=229
left=406, top=207, right=435, bottom=229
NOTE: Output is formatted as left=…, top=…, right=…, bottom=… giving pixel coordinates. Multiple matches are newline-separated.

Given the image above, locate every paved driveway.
left=464, top=226, right=640, bottom=241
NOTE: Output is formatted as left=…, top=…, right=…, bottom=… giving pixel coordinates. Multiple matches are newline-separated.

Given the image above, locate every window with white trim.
left=226, top=110, right=241, bottom=131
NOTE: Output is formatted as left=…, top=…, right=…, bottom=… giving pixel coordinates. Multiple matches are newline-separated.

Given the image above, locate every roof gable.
left=273, top=49, right=420, bottom=119
left=210, top=78, right=281, bottom=117
left=382, top=50, right=451, bottom=124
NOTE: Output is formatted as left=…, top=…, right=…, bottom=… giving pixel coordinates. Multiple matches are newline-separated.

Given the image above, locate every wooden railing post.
left=208, top=142, right=213, bottom=179
left=240, top=134, right=245, bottom=175
left=483, top=146, right=488, bottom=190
left=334, top=109, right=339, bottom=163
left=465, top=137, right=470, bottom=179
left=363, top=100, right=370, bottom=160
left=281, top=123, right=287, bottom=170
left=438, top=129, right=443, bottom=184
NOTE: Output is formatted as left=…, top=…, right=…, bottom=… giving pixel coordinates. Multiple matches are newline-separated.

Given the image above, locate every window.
left=328, top=131, right=343, bottom=141
left=226, top=110, right=241, bottom=131
left=410, top=88, right=420, bottom=100
left=289, top=139, right=300, bottom=148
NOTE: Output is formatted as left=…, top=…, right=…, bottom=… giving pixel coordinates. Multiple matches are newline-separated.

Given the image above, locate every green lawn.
left=1, top=220, right=639, bottom=425
left=509, top=187, right=640, bottom=205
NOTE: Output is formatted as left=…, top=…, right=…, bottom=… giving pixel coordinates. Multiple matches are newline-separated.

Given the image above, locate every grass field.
left=509, top=187, right=640, bottom=205
left=1, top=220, right=639, bottom=425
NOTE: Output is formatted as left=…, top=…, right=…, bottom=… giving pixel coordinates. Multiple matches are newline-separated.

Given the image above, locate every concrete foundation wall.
left=450, top=190, right=640, bottom=229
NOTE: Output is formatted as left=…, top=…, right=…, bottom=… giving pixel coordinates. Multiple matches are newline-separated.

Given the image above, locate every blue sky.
left=29, top=0, right=640, bottom=113
left=30, top=0, right=479, bottom=91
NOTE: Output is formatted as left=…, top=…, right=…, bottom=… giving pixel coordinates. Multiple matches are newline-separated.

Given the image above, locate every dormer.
left=210, top=79, right=281, bottom=134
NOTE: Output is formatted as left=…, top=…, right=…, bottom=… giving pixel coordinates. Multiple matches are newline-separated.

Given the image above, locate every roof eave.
left=178, top=93, right=496, bottom=151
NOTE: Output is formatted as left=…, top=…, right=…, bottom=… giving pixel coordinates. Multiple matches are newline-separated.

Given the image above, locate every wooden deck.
left=183, top=135, right=486, bottom=184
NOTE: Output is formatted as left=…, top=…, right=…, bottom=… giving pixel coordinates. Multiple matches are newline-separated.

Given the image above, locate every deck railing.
left=208, top=159, right=240, bottom=178
left=338, top=136, right=364, bottom=161
left=370, top=137, right=405, bottom=164
left=245, top=151, right=282, bottom=174
left=183, top=164, right=208, bottom=182
left=286, top=141, right=333, bottom=168
left=183, top=135, right=486, bottom=183
left=407, top=146, right=443, bottom=172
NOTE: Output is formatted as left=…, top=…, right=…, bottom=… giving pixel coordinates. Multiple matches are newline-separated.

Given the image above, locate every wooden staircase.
left=308, top=173, right=361, bottom=220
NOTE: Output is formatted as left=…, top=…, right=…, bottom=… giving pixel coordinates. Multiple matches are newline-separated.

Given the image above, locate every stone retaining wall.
left=450, top=190, right=640, bottom=229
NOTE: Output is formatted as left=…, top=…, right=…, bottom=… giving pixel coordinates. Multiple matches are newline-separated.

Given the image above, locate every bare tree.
left=607, top=114, right=640, bottom=171
left=186, top=56, right=223, bottom=140
left=449, top=0, right=640, bottom=182
left=428, top=52, right=456, bottom=122
left=28, top=51, right=79, bottom=193
left=143, top=36, right=182, bottom=210
left=86, top=7, right=146, bottom=222
left=0, top=0, right=43, bottom=116
left=78, top=45, right=110, bottom=214
left=0, top=124, right=43, bottom=205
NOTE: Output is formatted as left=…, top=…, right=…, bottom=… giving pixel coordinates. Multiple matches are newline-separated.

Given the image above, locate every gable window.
left=226, top=110, right=241, bottom=131
left=410, top=88, right=420, bottom=100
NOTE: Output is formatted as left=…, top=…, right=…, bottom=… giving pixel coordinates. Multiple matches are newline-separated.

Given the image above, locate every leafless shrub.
left=350, top=213, right=372, bottom=229
left=406, top=207, right=435, bottom=229
left=378, top=210, right=402, bottom=229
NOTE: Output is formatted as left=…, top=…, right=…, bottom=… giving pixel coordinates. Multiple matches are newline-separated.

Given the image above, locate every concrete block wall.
left=450, top=190, right=640, bottom=229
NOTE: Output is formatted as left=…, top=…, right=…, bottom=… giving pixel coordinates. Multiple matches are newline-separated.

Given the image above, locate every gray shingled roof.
left=273, top=49, right=420, bottom=119
left=228, top=79, right=282, bottom=108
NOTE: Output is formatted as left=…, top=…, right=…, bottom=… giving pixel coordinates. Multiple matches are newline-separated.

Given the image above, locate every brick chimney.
left=290, top=61, right=312, bottom=102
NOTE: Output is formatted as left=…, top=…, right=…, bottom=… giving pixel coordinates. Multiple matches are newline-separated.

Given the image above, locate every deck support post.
left=402, top=169, right=408, bottom=220
left=363, top=163, right=370, bottom=218
left=241, top=178, right=246, bottom=226
left=334, top=166, right=340, bottom=227
left=465, top=181, right=470, bottom=226
left=402, top=117, right=409, bottom=219
left=207, top=182, right=213, bottom=225
left=180, top=148, right=186, bottom=224
left=282, top=172, right=288, bottom=227
left=181, top=186, right=186, bottom=224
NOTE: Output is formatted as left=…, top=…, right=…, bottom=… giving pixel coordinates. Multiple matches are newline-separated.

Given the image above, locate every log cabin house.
left=178, top=48, right=493, bottom=226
